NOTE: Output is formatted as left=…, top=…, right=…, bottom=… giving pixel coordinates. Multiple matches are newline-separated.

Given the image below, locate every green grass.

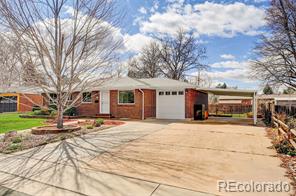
left=0, top=113, right=46, bottom=133
left=230, top=113, right=248, bottom=118
left=209, top=113, right=248, bottom=118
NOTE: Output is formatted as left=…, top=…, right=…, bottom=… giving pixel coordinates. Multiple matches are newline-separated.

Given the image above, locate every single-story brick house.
left=0, top=87, right=43, bottom=113
left=71, top=77, right=208, bottom=120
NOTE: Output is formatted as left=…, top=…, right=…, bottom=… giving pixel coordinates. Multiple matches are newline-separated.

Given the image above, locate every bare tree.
left=158, top=29, right=207, bottom=80
left=0, top=0, right=122, bottom=128
left=128, top=42, right=161, bottom=78
left=252, top=0, right=296, bottom=89
left=128, top=30, right=206, bottom=80
left=127, top=58, right=144, bottom=78
left=0, top=34, right=22, bottom=87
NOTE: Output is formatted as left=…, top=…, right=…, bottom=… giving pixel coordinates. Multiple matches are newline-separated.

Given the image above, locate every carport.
left=196, top=88, right=257, bottom=125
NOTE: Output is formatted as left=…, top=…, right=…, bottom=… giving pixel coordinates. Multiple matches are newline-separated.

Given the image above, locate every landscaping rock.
left=4, top=131, right=17, bottom=141
left=0, top=135, right=4, bottom=142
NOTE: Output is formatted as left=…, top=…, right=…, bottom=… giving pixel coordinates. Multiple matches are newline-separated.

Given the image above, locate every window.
left=178, top=91, right=184, bottom=95
left=68, top=94, right=73, bottom=101
left=49, top=93, right=57, bottom=104
left=118, top=91, right=134, bottom=104
left=159, top=91, right=164, bottom=96
left=165, top=91, right=171, bottom=95
left=82, top=92, right=92, bottom=103
left=172, top=91, right=177, bottom=95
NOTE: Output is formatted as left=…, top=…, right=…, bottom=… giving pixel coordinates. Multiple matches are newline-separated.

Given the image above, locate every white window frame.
left=118, top=90, right=135, bottom=105
left=82, top=92, right=92, bottom=103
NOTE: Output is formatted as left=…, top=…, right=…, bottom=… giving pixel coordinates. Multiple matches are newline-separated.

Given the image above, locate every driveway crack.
left=149, top=184, right=160, bottom=196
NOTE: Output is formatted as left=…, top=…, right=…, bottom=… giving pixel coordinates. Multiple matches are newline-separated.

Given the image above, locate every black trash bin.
left=194, top=104, right=205, bottom=120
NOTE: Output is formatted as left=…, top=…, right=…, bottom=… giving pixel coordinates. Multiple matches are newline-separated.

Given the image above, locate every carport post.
left=252, top=92, right=257, bottom=125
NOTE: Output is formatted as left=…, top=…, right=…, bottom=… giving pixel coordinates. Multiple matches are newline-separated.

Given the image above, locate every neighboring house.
left=46, top=77, right=209, bottom=120
left=0, top=86, right=43, bottom=113
left=257, top=94, right=296, bottom=107
left=257, top=94, right=296, bottom=116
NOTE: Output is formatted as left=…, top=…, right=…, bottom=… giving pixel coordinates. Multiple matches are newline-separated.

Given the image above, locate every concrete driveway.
left=0, top=121, right=292, bottom=196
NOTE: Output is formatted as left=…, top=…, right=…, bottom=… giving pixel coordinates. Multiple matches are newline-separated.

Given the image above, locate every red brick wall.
left=185, top=89, right=208, bottom=119
left=41, top=89, right=156, bottom=118
left=110, top=89, right=156, bottom=119
left=76, top=91, right=100, bottom=116
left=143, top=89, right=156, bottom=118
left=19, top=93, right=43, bottom=112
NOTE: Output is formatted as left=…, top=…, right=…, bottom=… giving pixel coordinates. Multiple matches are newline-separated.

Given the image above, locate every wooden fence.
left=272, top=116, right=296, bottom=149
left=209, top=104, right=252, bottom=115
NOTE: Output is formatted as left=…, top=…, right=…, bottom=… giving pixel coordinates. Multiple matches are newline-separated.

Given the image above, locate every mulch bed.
left=266, top=128, right=296, bottom=191
left=103, top=120, right=125, bottom=126
left=0, top=120, right=125, bottom=154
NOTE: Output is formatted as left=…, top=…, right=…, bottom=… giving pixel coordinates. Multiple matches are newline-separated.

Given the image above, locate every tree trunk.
left=57, top=104, right=64, bottom=129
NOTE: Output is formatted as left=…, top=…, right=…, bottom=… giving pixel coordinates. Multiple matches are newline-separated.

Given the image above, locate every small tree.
left=0, top=0, right=121, bottom=128
left=263, top=84, right=274, bottom=94
left=216, top=83, right=227, bottom=89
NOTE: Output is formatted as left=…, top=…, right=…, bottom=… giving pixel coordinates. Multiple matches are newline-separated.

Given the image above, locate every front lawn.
left=0, top=113, right=46, bottom=133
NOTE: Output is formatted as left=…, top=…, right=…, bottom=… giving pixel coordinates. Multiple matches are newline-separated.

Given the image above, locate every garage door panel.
left=156, top=90, right=185, bottom=119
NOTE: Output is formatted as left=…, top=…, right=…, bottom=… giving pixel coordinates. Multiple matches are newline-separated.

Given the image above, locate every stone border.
left=31, top=125, right=81, bottom=135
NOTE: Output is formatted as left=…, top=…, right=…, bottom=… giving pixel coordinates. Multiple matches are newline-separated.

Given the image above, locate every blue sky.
left=116, top=0, right=270, bottom=90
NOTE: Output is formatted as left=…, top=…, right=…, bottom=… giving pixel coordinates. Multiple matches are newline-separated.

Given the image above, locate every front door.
left=100, top=91, right=110, bottom=114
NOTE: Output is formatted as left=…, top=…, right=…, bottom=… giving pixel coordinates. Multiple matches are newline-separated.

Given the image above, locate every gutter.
left=139, top=89, right=145, bottom=120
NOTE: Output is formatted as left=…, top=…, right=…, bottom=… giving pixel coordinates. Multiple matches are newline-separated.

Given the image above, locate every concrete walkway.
left=0, top=121, right=292, bottom=196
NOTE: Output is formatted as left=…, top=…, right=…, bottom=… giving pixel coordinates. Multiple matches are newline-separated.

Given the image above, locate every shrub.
left=33, top=110, right=42, bottom=115
left=11, top=137, right=22, bottom=144
left=50, top=110, right=57, bottom=117
left=246, top=112, right=253, bottom=118
left=48, top=104, right=57, bottom=114
left=286, top=117, right=296, bottom=129
left=274, top=140, right=296, bottom=156
left=86, top=125, right=94, bottom=129
left=96, top=118, right=104, bottom=125
left=33, top=109, right=50, bottom=116
left=7, top=143, right=21, bottom=151
left=64, top=107, right=77, bottom=116
left=32, top=105, right=41, bottom=112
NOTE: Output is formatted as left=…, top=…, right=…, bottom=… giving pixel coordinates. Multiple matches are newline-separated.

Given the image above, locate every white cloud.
left=253, top=0, right=269, bottom=3
left=210, top=60, right=249, bottom=69
left=150, top=1, right=159, bottom=13
left=123, top=33, right=154, bottom=52
left=220, top=54, right=235, bottom=60
left=138, top=7, right=147, bottom=14
left=190, top=60, right=255, bottom=85
left=207, top=68, right=251, bottom=83
left=140, top=1, right=266, bottom=37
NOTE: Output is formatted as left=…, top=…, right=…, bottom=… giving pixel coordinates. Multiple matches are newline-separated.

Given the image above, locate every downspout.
left=139, top=89, right=145, bottom=120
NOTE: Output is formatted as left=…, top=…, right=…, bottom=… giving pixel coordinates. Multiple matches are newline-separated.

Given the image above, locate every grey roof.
left=0, top=86, right=42, bottom=94
left=257, top=94, right=296, bottom=100
left=94, top=77, right=195, bottom=90
left=140, top=78, right=195, bottom=89
left=196, top=87, right=256, bottom=97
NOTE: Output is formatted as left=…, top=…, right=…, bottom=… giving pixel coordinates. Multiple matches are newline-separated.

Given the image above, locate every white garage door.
left=156, top=90, right=185, bottom=119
